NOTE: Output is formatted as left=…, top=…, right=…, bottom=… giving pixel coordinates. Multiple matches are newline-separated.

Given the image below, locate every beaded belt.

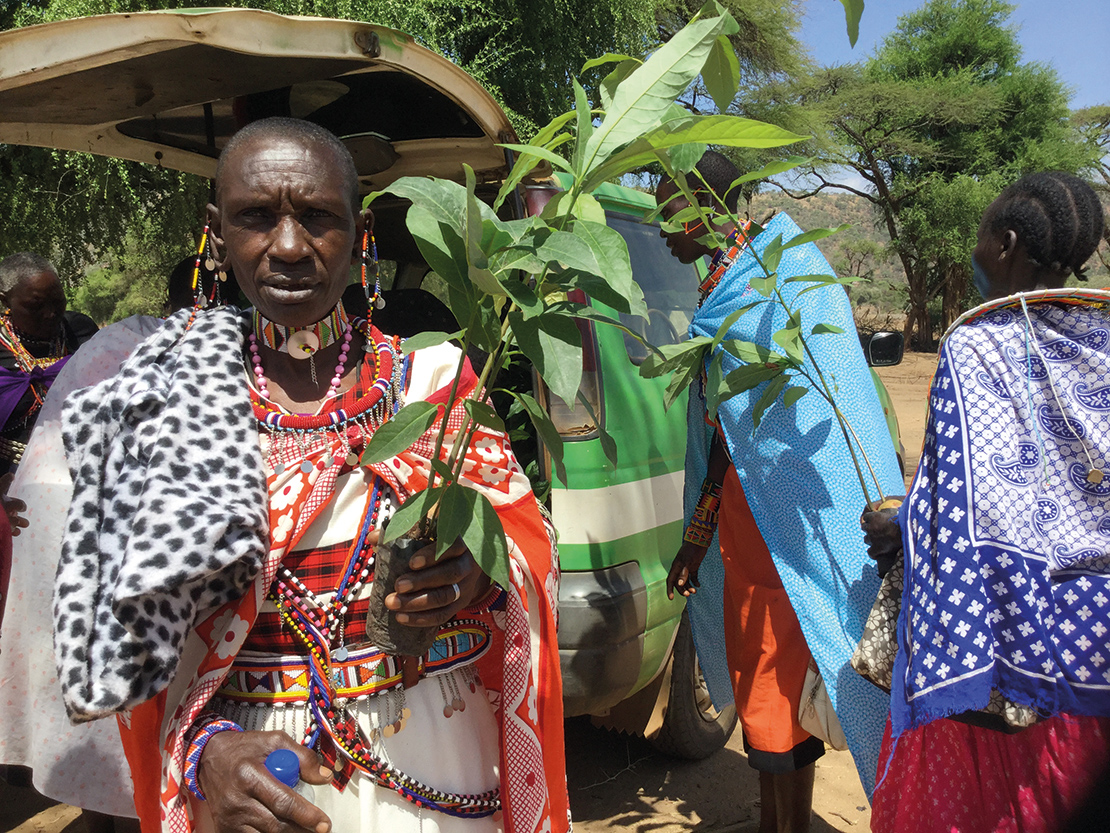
left=217, top=620, right=491, bottom=704
left=0, top=437, right=26, bottom=465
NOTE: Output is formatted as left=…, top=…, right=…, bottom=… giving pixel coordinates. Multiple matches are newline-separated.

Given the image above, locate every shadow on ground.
left=566, top=717, right=850, bottom=832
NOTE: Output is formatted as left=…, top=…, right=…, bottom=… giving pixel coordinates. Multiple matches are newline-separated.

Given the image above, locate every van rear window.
left=606, top=214, right=700, bottom=365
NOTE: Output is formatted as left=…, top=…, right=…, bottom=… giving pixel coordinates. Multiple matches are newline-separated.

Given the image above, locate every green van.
left=0, top=8, right=902, bottom=760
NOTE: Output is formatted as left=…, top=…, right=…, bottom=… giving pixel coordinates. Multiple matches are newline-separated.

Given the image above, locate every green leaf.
left=534, top=229, right=600, bottom=274
left=720, top=340, right=787, bottom=366
left=499, top=276, right=543, bottom=317
left=579, top=5, right=740, bottom=177
left=667, top=142, right=708, bottom=174
left=599, top=58, right=640, bottom=112
left=472, top=296, right=503, bottom=354
left=433, top=482, right=471, bottom=558
left=508, top=311, right=583, bottom=406
left=535, top=190, right=606, bottom=225
left=662, top=359, right=699, bottom=412
left=572, top=79, right=594, bottom=173
left=463, top=165, right=503, bottom=296
left=361, top=401, right=439, bottom=465
left=772, top=318, right=804, bottom=363
left=796, top=276, right=861, bottom=299
left=752, top=374, right=789, bottom=429
left=839, top=0, right=865, bottom=48
left=429, top=486, right=510, bottom=588
left=464, top=399, right=506, bottom=432
left=511, top=391, right=567, bottom=484
left=498, top=143, right=573, bottom=174
left=582, top=52, right=639, bottom=73
left=402, top=330, right=461, bottom=355
left=782, top=385, right=808, bottom=409
left=811, top=323, right=845, bottom=335
left=781, top=224, right=851, bottom=251
left=703, top=33, right=740, bottom=113
left=705, top=351, right=726, bottom=419
left=458, top=490, right=510, bottom=591
left=731, top=156, right=813, bottom=186
left=719, top=361, right=784, bottom=399
left=495, top=111, right=576, bottom=209
left=761, top=234, right=784, bottom=275
left=748, top=274, right=777, bottom=298
left=782, top=274, right=838, bottom=286
left=571, top=220, right=645, bottom=317
left=430, top=458, right=453, bottom=482
left=380, top=485, right=444, bottom=544
left=582, top=114, right=804, bottom=190
left=640, top=336, right=712, bottom=378
left=710, top=301, right=765, bottom=351
left=550, top=302, right=654, bottom=353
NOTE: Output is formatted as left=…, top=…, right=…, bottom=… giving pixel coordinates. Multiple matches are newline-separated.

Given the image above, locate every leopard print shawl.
left=55, top=307, right=268, bottom=722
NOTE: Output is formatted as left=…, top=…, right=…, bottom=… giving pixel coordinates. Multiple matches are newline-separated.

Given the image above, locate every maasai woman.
left=863, top=172, right=1110, bottom=832
left=0, top=253, right=96, bottom=475
left=53, top=118, right=566, bottom=833
left=657, top=151, right=901, bottom=832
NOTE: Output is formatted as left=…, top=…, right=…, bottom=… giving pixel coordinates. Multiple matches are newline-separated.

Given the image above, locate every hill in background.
left=746, top=190, right=1110, bottom=338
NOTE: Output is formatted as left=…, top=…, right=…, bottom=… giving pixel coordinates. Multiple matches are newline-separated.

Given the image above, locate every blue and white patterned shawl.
left=683, top=213, right=903, bottom=796
left=892, top=294, right=1110, bottom=738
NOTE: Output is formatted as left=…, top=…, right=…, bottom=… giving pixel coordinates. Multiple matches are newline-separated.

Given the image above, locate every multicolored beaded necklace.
left=0, top=314, right=66, bottom=371
left=253, top=302, right=349, bottom=356
left=253, top=303, right=351, bottom=386
left=699, top=219, right=754, bottom=307
left=248, top=317, right=405, bottom=475
left=268, top=479, right=500, bottom=816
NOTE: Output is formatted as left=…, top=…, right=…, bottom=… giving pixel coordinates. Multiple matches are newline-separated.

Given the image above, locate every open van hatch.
left=0, top=8, right=549, bottom=190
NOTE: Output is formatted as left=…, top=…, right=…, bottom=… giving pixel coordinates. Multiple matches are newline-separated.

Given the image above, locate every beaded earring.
left=361, top=227, right=384, bottom=319
left=184, top=224, right=213, bottom=330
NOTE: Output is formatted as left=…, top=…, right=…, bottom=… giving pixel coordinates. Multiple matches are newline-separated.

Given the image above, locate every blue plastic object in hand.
left=264, top=749, right=315, bottom=802
left=264, top=749, right=302, bottom=789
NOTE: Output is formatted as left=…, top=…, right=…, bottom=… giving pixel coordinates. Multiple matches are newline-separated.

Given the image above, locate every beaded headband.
left=252, top=302, right=350, bottom=359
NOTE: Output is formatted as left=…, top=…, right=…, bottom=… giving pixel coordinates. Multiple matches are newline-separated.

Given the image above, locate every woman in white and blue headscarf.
left=863, top=172, right=1110, bottom=833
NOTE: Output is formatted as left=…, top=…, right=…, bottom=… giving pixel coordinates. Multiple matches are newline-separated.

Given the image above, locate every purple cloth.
left=0, top=355, right=70, bottom=431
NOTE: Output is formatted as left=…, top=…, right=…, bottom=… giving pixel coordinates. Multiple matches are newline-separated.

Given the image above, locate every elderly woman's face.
left=6, top=269, right=66, bottom=340
left=211, top=137, right=360, bottom=328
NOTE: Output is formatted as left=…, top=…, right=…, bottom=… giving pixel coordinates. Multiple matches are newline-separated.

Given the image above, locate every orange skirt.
left=719, top=464, right=814, bottom=757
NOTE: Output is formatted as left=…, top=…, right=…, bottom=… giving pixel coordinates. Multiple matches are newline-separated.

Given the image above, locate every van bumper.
left=558, top=561, right=647, bottom=717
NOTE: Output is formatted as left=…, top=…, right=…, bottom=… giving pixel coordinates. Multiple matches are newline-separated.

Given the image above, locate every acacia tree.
left=775, top=0, right=1097, bottom=348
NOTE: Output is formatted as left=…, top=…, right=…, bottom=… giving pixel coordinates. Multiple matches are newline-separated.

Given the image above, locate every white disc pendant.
left=286, top=330, right=319, bottom=359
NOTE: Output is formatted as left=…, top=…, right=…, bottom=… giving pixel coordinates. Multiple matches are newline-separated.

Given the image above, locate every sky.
left=798, top=0, right=1110, bottom=110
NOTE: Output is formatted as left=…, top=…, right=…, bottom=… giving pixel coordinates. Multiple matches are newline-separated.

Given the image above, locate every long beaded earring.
left=361, top=228, right=384, bottom=322
left=185, top=224, right=212, bottom=330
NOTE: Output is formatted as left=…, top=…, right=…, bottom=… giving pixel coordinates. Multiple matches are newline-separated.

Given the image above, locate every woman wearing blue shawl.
left=863, top=172, right=1110, bottom=833
left=658, top=151, right=901, bottom=832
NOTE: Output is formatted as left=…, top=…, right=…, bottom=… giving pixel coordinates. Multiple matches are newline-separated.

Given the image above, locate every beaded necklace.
left=0, top=314, right=66, bottom=372
left=699, top=220, right=753, bottom=307
left=248, top=318, right=405, bottom=475
left=268, top=480, right=500, bottom=816
left=253, top=303, right=350, bottom=386
left=253, top=302, right=349, bottom=356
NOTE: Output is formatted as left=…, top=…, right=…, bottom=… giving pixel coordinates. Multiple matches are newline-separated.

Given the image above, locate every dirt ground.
left=0, top=352, right=938, bottom=833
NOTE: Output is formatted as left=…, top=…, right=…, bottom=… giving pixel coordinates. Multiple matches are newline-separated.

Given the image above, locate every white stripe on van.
left=551, top=470, right=685, bottom=545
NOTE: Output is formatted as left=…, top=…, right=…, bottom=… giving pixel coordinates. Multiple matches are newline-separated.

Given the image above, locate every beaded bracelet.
left=683, top=517, right=716, bottom=548
left=184, top=713, right=244, bottom=801
left=683, top=478, right=723, bottom=548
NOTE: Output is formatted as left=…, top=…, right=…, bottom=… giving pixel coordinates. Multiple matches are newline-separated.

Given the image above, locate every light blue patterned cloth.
left=683, top=213, right=902, bottom=797
left=893, top=299, right=1110, bottom=737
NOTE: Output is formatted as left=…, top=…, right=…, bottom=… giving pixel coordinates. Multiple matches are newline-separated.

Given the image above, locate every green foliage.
left=364, top=0, right=812, bottom=558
